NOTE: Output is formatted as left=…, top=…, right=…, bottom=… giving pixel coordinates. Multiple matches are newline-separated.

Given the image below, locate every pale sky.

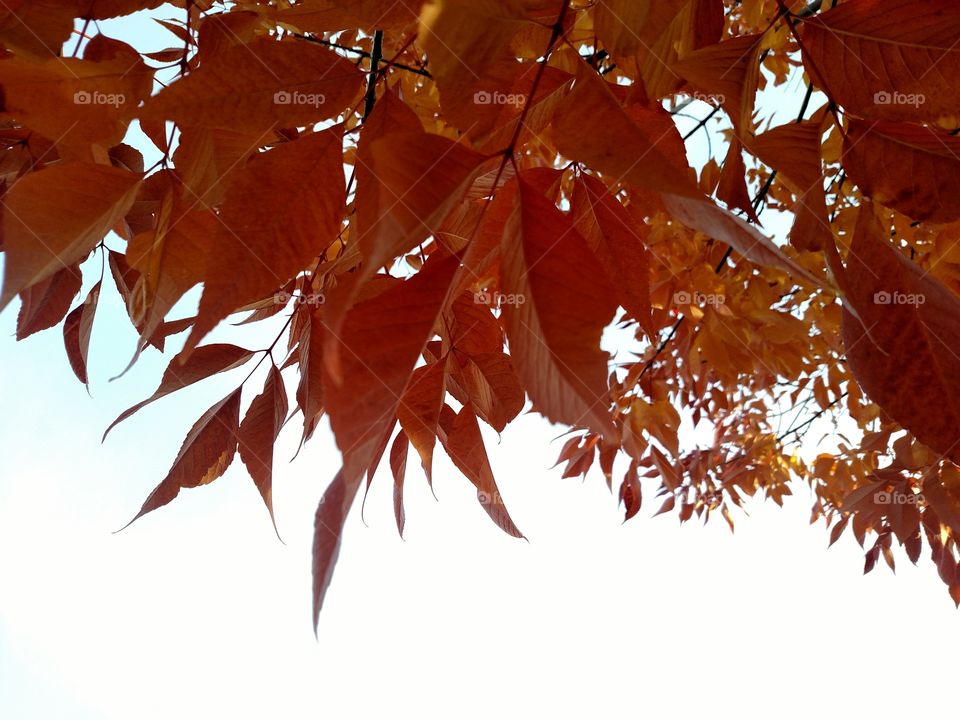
left=1, top=7, right=958, bottom=720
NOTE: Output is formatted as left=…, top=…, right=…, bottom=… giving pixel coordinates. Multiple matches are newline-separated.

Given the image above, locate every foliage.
left=4, top=0, right=960, bottom=623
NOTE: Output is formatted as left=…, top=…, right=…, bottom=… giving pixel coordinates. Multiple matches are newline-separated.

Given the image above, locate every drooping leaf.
left=104, top=344, right=255, bottom=439
left=238, top=365, right=289, bottom=535
left=186, top=126, right=346, bottom=351
left=123, top=387, right=243, bottom=527
left=843, top=119, right=960, bottom=223
left=800, top=0, right=960, bottom=122
left=312, top=469, right=360, bottom=631
left=842, top=202, right=960, bottom=463
left=16, top=264, right=82, bottom=340
left=397, top=358, right=448, bottom=485
left=63, top=281, right=101, bottom=386
left=390, top=430, right=409, bottom=538
left=500, top=177, right=619, bottom=439
left=0, top=162, right=140, bottom=310
left=439, top=404, right=524, bottom=538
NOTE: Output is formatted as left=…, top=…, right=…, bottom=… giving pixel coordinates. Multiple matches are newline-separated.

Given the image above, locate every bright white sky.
left=1, top=7, right=959, bottom=720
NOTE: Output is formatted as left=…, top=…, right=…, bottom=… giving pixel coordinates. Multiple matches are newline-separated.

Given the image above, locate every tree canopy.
left=4, top=0, right=960, bottom=624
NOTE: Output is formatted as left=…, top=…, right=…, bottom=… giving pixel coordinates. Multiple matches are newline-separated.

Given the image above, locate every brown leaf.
left=500, top=177, right=619, bottom=440
left=123, top=387, right=242, bottom=528
left=390, top=430, right=409, bottom=538
left=800, top=0, right=960, bottom=122
left=238, top=365, right=289, bottom=535
left=397, top=359, right=448, bottom=485
left=312, top=470, right=360, bottom=631
left=0, top=163, right=140, bottom=310
left=16, top=264, right=82, bottom=340
left=104, top=344, right=255, bottom=439
left=841, top=202, right=960, bottom=463
left=142, top=37, right=364, bottom=131
left=187, top=126, right=346, bottom=351
left=63, top=281, right=100, bottom=386
left=439, top=404, right=524, bottom=538
left=843, top=119, right=960, bottom=223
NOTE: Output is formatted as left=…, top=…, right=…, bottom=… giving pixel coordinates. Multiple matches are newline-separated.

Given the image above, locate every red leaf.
left=62, top=281, right=100, bottom=386
left=390, top=429, right=409, bottom=538
left=104, top=343, right=255, bottom=439
left=841, top=202, right=960, bottom=464
left=123, top=387, right=242, bottom=527
left=312, top=470, right=360, bottom=632
left=238, top=365, right=288, bottom=536
left=500, top=177, right=619, bottom=440
left=440, top=405, right=524, bottom=539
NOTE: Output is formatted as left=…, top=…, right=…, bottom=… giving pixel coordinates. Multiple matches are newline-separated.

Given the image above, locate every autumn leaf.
left=16, top=264, right=82, bottom=340
left=842, top=202, right=960, bottom=463
left=500, top=177, right=619, bottom=440
left=0, top=162, right=140, bottom=310
left=104, top=344, right=255, bottom=439
left=800, top=0, right=960, bottom=123
left=63, top=281, right=101, bottom=386
left=312, top=470, right=360, bottom=631
left=186, top=126, right=346, bottom=351
left=238, top=365, right=289, bottom=535
left=141, top=36, right=364, bottom=132
left=390, top=430, right=409, bottom=538
left=439, top=404, right=524, bottom=538
left=843, top=119, right=960, bottom=223
left=123, top=387, right=242, bottom=528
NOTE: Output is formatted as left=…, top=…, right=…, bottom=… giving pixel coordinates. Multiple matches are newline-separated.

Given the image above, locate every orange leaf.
left=312, top=470, right=358, bottom=629
left=841, top=202, right=960, bottom=463
left=141, top=37, right=364, bottom=131
left=62, top=281, right=100, bottom=386
left=500, top=177, right=618, bottom=440
left=123, top=387, right=242, bottom=527
left=439, top=404, right=524, bottom=538
left=397, top=359, right=448, bottom=485
left=0, top=162, right=140, bottom=310
left=843, top=119, right=960, bottom=223
left=800, top=0, right=960, bottom=122
left=323, top=255, right=459, bottom=485
left=104, top=344, right=255, bottom=439
left=390, top=429, right=409, bottom=538
left=238, top=365, right=289, bottom=535
left=186, top=126, right=345, bottom=351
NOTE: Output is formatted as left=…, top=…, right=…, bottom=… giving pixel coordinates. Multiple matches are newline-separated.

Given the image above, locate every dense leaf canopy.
left=4, top=0, right=960, bottom=622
